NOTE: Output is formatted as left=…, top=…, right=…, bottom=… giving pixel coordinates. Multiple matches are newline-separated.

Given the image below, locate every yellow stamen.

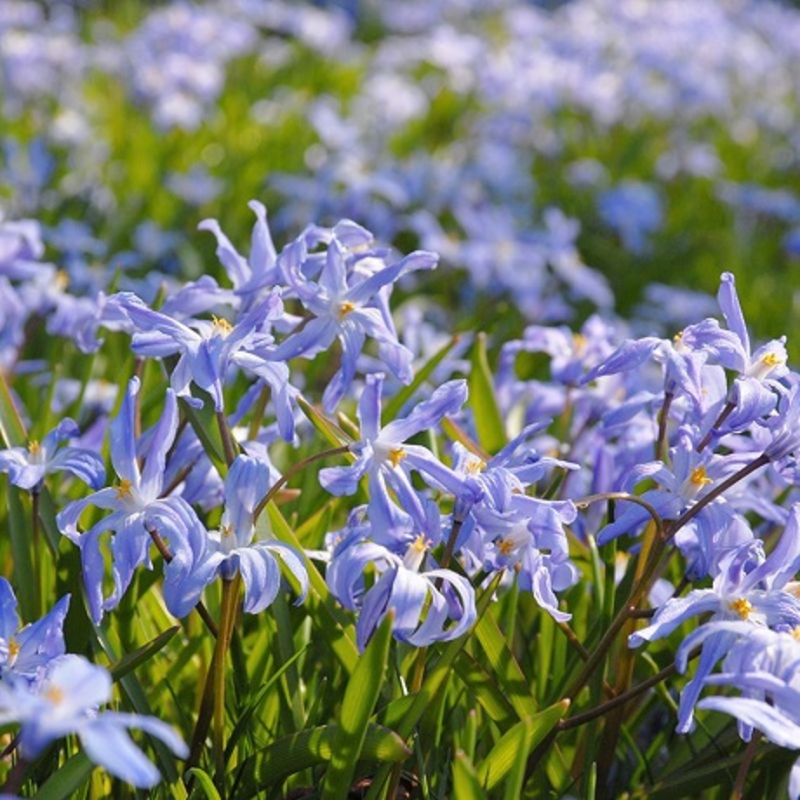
left=115, top=478, right=133, bottom=500
left=28, top=440, right=40, bottom=454
left=388, top=447, right=407, bottom=468
left=56, top=270, right=69, bottom=291
left=729, top=597, right=753, bottom=620
left=409, top=533, right=430, bottom=554
left=403, top=533, right=431, bottom=571
left=212, top=315, right=233, bottom=335
left=466, top=457, right=486, bottom=475
left=497, top=538, right=516, bottom=556
left=792, top=626, right=800, bottom=642
left=46, top=686, right=64, bottom=705
left=221, top=523, right=234, bottom=539
left=8, top=639, right=19, bottom=660
left=338, top=301, right=357, bottom=319
left=690, top=466, right=713, bottom=487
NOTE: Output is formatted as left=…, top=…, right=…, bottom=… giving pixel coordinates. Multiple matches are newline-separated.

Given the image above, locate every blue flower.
left=0, top=578, right=69, bottom=686
left=0, top=418, right=105, bottom=492
left=327, top=508, right=475, bottom=650
left=162, top=454, right=308, bottom=617
left=57, top=377, right=194, bottom=623
left=464, top=467, right=579, bottom=621
left=319, top=372, right=475, bottom=532
left=272, top=231, right=437, bottom=411
left=198, top=200, right=281, bottom=309
left=629, top=509, right=800, bottom=732
left=118, top=290, right=297, bottom=441
left=597, top=181, right=663, bottom=254
left=0, top=654, right=187, bottom=788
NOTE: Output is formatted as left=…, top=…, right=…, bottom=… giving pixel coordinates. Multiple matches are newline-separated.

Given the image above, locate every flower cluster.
left=0, top=579, right=186, bottom=788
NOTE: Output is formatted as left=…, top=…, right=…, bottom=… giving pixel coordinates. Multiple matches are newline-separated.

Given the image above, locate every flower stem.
left=696, top=400, right=736, bottom=453
left=666, top=453, right=769, bottom=537
left=558, top=660, right=678, bottom=731
left=31, top=488, right=42, bottom=619
left=656, top=391, right=673, bottom=461
left=216, top=409, right=237, bottom=467
left=212, top=574, right=241, bottom=790
left=253, top=444, right=350, bottom=522
left=0, top=756, right=29, bottom=795
left=731, top=730, right=762, bottom=800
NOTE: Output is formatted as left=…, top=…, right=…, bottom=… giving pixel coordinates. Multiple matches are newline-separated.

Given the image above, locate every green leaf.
left=469, top=332, right=506, bottom=453
left=35, top=751, right=94, bottom=800
left=322, top=614, right=394, bottom=800
left=35, top=486, right=61, bottom=556
left=179, top=396, right=227, bottom=478
left=384, top=334, right=463, bottom=420
left=365, top=574, right=505, bottom=800
left=473, top=607, right=539, bottom=722
left=94, top=626, right=182, bottom=784
left=452, top=649, right=516, bottom=727
left=452, top=750, right=489, bottom=800
left=297, top=395, right=354, bottom=449
left=0, top=370, right=27, bottom=448
left=476, top=699, right=570, bottom=791
left=225, top=648, right=306, bottom=761
left=108, top=625, right=180, bottom=681
left=187, top=767, right=222, bottom=799
left=6, top=482, right=36, bottom=621
left=234, top=723, right=410, bottom=798
left=266, top=502, right=359, bottom=675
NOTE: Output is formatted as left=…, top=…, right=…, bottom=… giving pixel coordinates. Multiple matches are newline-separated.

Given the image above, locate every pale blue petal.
left=139, top=389, right=177, bottom=500
left=358, top=374, right=384, bottom=440
left=110, top=378, right=141, bottom=486
left=80, top=717, right=161, bottom=788
left=698, top=696, right=800, bottom=750
left=0, top=579, right=19, bottom=643
left=234, top=547, right=281, bottom=614
left=48, top=447, right=106, bottom=490
left=628, top=590, right=720, bottom=647
left=382, top=379, right=467, bottom=443
left=266, top=542, right=309, bottom=604
left=717, top=272, right=750, bottom=359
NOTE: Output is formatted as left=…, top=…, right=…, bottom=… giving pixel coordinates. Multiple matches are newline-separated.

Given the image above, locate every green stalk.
left=31, top=488, right=42, bottom=619
left=213, top=574, right=241, bottom=791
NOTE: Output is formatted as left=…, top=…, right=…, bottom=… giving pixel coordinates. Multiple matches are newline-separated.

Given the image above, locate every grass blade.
left=187, top=767, right=221, bottom=799
left=476, top=700, right=570, bottom=791
left=108, top=625, right=180, bottom=681
left=453, top=749, right=489, bottom=800
left=35, top=751, right=94, bottom=800
left=469, top=332, right=506, bottom=453
left=234, top=723, right=411, bottom=798
left=322, top=614, right=394, bottom=799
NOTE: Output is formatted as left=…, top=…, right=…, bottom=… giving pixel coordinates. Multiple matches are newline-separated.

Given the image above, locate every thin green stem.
left=656, top=391, right=673, bottom=462
left=697, top=400, right=736, bottom=453
left=246, top=385, right=272, bottom=442
left=253, top=444, right=350, bottom=522
left=216, top=409, right=237, bottom=467
left=31, top=488, right=41, bottom=619
left=666, top=453, right=769, bottom=538
left=731, top=729, right=762, bottom=800
left=213, top=574, right=241, bottom=791
left=558, top=661, right=679, bottom=731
